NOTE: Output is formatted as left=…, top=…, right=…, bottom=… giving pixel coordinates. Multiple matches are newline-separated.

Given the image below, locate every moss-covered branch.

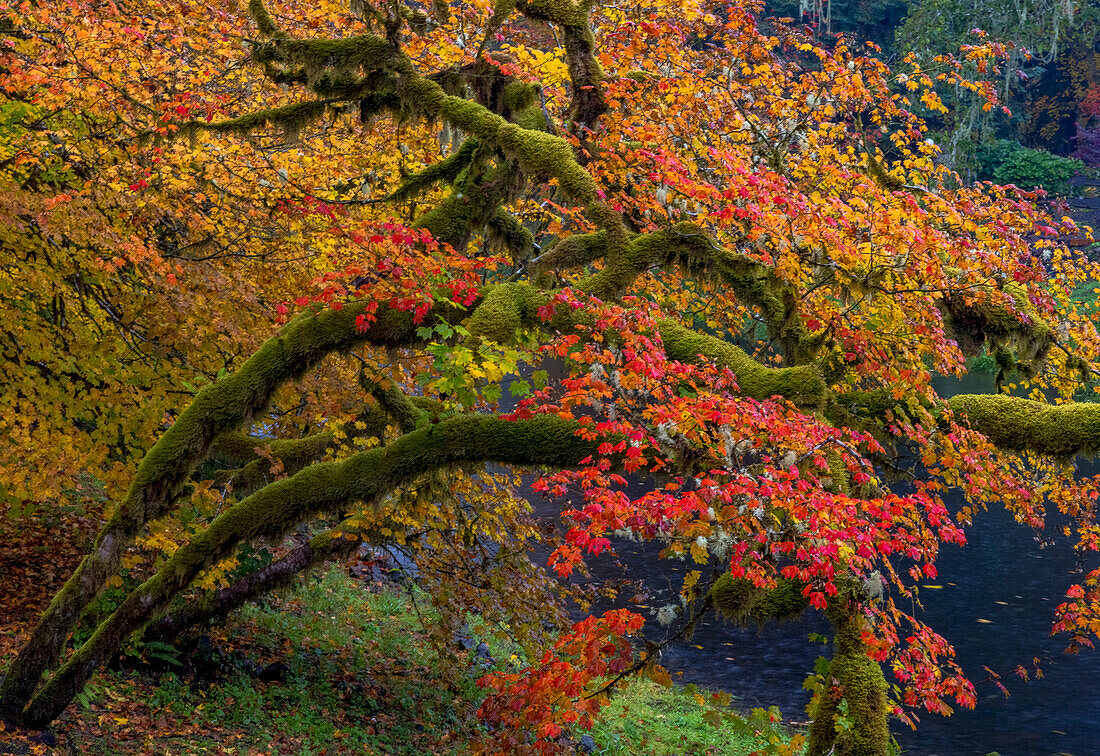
left=514, top=0, right=605, bottom=126
left=536, top=229, right=609, bottom=272
left=949, top=393, right=1100, bottom=457
left=710, top=574, right=810, bottom=626
left=806, top=593, right=890, bottom=756
left=0, top=298, right=465, bottom=724
left=940, top=281, right=1055, bottom=382
left=19, top=414, right=596, bottom=727
left=248, top=0, right=288, bottom=39
left=487, top=207, right=535, bottom=263
left=657, top=319, right=826, bottom=405
left=386, top=138, right=481, bottom=203
left=366, top=381, right=429, bottom=434
left=181, top=100, right=330, bottom=141
left=710, top=574, right=888, bottom=755
left=576, top=221, right=814, bottom=363
left=210, top=430, right=344, bottom=495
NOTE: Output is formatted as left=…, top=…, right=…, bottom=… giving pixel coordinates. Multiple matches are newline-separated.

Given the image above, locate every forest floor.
left=0, top=548, right=781, bottom=755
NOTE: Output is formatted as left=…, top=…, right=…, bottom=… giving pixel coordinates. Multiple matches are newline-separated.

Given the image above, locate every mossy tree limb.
left=535, top=229, right=609, bottom=272
left=19, top=413, right=597, bottom=728
left=949, top=393, right=1100, bottom=457
left=0, top=299, right=465, bottom=724
left=939, top=280, right=1056, bottom=384
left=364, top=380, right=429, bottom=434
left=386, top=138, right=481, bottom=203
left=578, top=221, right=814, bottom=363
left=514, top=0, right=606, bottom=127
left=210, top=430, right=345, bottom=496
left=709, top=573, right=810, bottom=626
left=709, top=574, right=889, bottom=755
left=656, top=319, right=826, bottom=405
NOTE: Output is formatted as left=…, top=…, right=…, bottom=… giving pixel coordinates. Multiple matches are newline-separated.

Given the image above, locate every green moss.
left=494, top=123, right=598, bottom=203
left=466, top=283, right=534, bottom=343
left=826, top=449, right=849, bottom=495
left=806, top=601, right=890, bottom=756
left=710, top=574, right=809, bottom=626
left=416, top=192, right=484, bottom=250
left=368, top=381, right=426, bottom=434
left=273, top=36, right=391, bottom=73
left=515, top=0, right=587, bottom=25
left=608, top=223, right=816, bottom=364
left=940, top=281, right=1054, bottom=376
left=388, top=139, right=481, bottom=202
left=538, top=230, right=609, bottom=271
left=513, top=105, right=550, bottom=133
left=502, top=81, right=537, bottom=113
left=487, top=208, right=534, bottom=262
left=185, top=101, right=328, bottom=141
left=248, top=0, right=288, bottom=38
left=949, top=393, right=1100, bottom=457
left=658, top=320, right=826, bottom=405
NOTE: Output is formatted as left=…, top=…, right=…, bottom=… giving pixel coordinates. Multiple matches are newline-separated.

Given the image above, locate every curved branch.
left=514, top=0, right=606, bottom=127
left=142, top=522, right=365, bottom=643
left=0, top=299, right=461, bottom=722
left=20, top=413, right=596, bottom=727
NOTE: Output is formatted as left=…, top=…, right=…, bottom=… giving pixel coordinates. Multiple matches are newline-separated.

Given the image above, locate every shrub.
left=973, top=139, right=1084, bottom=194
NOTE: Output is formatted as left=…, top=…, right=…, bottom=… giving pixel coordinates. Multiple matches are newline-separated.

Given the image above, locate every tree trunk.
left=806, top=602, right=891, bottom=756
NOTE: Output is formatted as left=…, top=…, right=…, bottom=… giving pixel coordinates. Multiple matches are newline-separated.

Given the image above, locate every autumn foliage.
left=4, top=0, right=1100, bottom=752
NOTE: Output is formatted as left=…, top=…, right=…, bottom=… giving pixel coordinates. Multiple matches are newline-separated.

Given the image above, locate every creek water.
left=521, top=370, right=1100, bottom=755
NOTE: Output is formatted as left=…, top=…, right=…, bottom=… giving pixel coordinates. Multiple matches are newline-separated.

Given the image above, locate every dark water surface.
left=522, top=371, right=1100, bottom=755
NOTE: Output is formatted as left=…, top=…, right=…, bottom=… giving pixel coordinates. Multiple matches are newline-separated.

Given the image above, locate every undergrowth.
left=2, top=567, right=785, bottom=755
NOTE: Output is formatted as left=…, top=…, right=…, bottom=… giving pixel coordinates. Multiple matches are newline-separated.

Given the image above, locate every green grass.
left=588, top=679, right=789, bottom=756
left=53, top=569, right=482, bottom=755
left=21, top=567, right=792, bottom=755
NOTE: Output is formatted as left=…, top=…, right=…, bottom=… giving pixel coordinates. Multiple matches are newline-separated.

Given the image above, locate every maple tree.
left=4, top=0, right=1100, bottom=753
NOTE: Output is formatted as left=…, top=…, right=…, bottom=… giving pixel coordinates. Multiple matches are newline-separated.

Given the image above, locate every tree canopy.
left=3, top=0, right=1100, bottom=752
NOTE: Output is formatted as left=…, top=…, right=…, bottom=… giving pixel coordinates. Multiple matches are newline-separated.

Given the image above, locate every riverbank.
left=0, top=566, right=787, bottom=755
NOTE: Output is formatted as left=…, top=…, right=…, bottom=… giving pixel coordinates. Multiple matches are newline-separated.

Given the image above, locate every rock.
left=475, top=642, right=494, bottom=665
left=577, top=734, right=597, bottom=753
left=259, top=661, right=289, bottom=683
left=31, top=732, right=57, bottom=747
